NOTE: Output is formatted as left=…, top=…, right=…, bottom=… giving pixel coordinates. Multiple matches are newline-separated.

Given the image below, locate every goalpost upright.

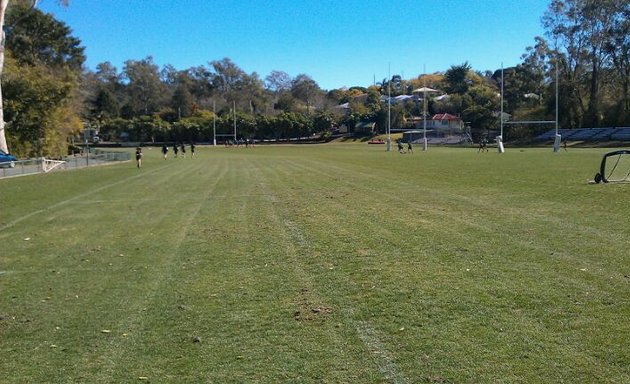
left=500, top=61, right=560, bottom=152
left=422, top=64, right=428, bottom=152
left=498, top=63, right=505, bottom=153
left=553, top=62, right=560, bottom=152
left=386, top=62, right=392, bottom=152
left=211, top=99, right=238, bottom=145
left=213, top=99, right=217, bottom=146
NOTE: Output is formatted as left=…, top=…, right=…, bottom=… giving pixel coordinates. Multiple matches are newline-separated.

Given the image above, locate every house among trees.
left=424, top=113, right=464, bottom=133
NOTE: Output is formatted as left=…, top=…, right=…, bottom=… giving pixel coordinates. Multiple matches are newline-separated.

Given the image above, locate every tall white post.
left=500, top=63, right=504, bottom=138
left=555, top=64, right=559, bottom=135
left=233, top=100, right=237, bottom=141
left=553, top=61, right=561, bottom=152
left=213, top=99, right=216, bottom=146
left=0, top=0, right=10, bottom=154
left=387, top=62, right=391, bottom=152
left=422, top=64, right=428, bottom=151
left=497, top=63, right=505, bottom=153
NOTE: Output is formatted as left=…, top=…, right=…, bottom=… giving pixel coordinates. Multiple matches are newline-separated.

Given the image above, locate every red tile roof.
left=431, top=113, right=460, bottom=121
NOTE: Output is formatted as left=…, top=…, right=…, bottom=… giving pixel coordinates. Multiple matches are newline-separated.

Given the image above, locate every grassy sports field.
left=0, top=143, right=628, bottom=383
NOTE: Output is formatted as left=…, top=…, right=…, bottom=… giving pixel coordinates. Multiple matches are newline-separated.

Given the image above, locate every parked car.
left=0, top=149, right=17, bottom=168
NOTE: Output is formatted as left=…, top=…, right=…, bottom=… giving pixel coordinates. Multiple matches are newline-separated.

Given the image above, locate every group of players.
left=397, top=140, right=413, bottom=154
left=161, top=143, right=196, bottom=160
left=134, top=143, right=196, bottom=168
left=224, top=138, right=254, bottom=148
left=136, top=137, right=524, bottom=168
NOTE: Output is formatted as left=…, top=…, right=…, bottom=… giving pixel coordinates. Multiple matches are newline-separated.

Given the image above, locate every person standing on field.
left=478, top=138, right=488, bottom=152
left=161, top=144, right=168, bottom=159
left=135, top=147, right=143, bottom=168
left=190, top=143, right=196, bottom=157
left=397, top=140, right=405, bottom=154
left=407, top=141, right=413, bottom=154
left=173, top=143, right=179, bottom=158
left=181, top=143, right=186, bottom=158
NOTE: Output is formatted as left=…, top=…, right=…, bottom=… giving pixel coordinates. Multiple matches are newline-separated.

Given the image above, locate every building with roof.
left=423, top=113, right=464, bottom=132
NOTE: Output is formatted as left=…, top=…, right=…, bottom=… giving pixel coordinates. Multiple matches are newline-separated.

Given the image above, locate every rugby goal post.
left=553, top=134, right=562, bottom=152
left=496, top=135, right=505, bottom=153
left=499, top=62, right=560, bottom=152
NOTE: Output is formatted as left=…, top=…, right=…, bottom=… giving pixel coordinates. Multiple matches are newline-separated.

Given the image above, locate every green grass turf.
left=0, top=144, right=628, bottom=383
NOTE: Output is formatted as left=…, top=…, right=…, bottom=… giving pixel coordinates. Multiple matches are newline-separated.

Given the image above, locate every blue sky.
left=39, top=0, right=551, bottom=90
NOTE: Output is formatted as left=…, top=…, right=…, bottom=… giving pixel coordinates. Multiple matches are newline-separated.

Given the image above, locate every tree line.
left=1, top=0, right=628, bottom=157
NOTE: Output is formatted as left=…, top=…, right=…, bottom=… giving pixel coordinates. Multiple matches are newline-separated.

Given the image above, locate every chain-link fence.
left=0, top=149, right=131, bottom=179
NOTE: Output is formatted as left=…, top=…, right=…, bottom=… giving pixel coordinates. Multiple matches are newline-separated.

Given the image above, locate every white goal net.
left=42, top=159, right=66, bottom=173
left=593, top=150, right=630, bottom=183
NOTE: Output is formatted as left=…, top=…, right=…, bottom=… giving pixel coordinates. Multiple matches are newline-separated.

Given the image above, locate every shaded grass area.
left=0, top=145, right=628, bottom=383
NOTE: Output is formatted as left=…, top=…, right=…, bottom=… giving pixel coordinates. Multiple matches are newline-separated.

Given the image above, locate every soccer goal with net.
left=42, top=159, right=66, bottom=173
left=593, top=150, right=630, bottom=183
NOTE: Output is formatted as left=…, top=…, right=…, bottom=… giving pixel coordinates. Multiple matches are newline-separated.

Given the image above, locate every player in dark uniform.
left=478, top=138, right=488, bottom=152
left=135, top=147, right=143, bottom=168
left=397, top=140, right=405, bottom=153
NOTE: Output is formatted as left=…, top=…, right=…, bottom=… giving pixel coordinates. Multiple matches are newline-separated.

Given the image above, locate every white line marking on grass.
left=287, top=216, right=408, bottom=382
left=354, top=320, right=409, bottom=384
left=252, top=161, right=409, bottom=383
left=71, top=198, right=171, bottom=204
left=283, top=219, right=308, bottom=247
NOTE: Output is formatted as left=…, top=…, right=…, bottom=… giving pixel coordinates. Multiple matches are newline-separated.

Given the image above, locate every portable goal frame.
left=593, top=150, right=630, bottom=184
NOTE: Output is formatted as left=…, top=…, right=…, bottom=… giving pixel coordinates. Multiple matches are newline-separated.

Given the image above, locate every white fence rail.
left=0, top=151, right=130, bottom=179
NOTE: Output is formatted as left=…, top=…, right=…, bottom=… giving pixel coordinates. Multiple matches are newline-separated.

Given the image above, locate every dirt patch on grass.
left=293, top=287, right=333, bottom=322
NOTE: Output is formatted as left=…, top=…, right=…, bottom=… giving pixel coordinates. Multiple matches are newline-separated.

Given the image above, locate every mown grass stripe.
left=65, top=160, right=230, bottom=381
left=0, top=163, right=172, bottom=233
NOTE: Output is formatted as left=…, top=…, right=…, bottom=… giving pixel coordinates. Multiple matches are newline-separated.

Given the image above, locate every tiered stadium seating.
left=535, top=130, right=559, bottom=140
left=569, top=129, right=601, bottom=140
left=611, top=127, right=630, bottom=141
left=590, top=128, right=617, bottom=140
left=535, top=127, right=630, bottom=142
